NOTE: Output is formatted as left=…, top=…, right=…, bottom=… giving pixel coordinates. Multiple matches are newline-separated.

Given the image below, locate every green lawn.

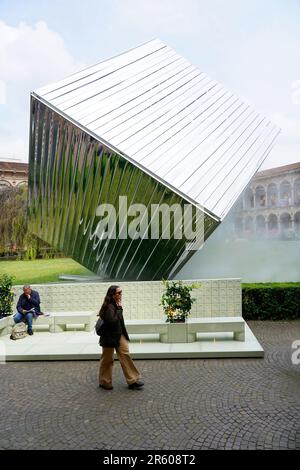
left=0, top=258, right=94, bottom=285
left=1, top=257, right=299, bottom=287
left=242, top=282, right=300, bottom=288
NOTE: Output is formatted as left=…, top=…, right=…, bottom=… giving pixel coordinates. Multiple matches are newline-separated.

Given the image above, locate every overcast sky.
left=0, top=0, right=299, bottom=170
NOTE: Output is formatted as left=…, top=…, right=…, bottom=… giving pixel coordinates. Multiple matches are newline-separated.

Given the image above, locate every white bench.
left=187, top=317, right=245, bottom=341
left=126, top=317, right=245, bottom=343
left=126, top=319, right=195, bottom=343
left=1, top=314, right=245, bottom=342
left=32, top=315, right=54, bottom=332
left=50, top=311, right=96, bottom=332
left=0, top=315, right=50, bottom=336
left=0, top=312, right=96, bottom=335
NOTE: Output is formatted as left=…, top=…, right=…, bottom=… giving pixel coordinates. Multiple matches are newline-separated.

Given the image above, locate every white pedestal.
left=160, top=323, right=196, bottom=343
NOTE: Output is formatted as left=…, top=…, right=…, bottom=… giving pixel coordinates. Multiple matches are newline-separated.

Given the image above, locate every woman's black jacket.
left=99, top=302, right=130, bottom=348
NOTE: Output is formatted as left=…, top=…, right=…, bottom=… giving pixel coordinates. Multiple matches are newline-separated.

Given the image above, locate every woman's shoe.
left=128, top=381, right=144, bottom=389
left=99, top=384, right=113, bottom=390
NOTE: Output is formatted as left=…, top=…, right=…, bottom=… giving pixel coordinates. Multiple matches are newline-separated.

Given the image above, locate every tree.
left=0, top=186, right=26, bottom=253
left=0, top=186, right=59, bottom=259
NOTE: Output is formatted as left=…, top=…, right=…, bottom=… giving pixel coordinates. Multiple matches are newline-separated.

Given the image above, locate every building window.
left=267, top=183, right=278, bottom=207
left=255, top=186, right=266, bottom=207
left=280, top=181, right=292, bottom=207
left=268, top=214, right=278, bottom=238
left=244, top=187, right=254, bottom=209
left=280, top=212, right=292, bottom=238
left=294, top=178, right=300, bottom=205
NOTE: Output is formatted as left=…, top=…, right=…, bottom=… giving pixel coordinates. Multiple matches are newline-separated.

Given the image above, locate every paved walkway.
left=0, top=321, right=299, bottom=450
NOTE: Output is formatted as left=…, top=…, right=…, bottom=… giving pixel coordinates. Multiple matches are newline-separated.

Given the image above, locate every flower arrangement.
left=160, top=280, right=201, bottom=323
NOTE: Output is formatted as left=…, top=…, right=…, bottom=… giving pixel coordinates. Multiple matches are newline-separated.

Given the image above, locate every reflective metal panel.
left=29, top=39, right=280, bottom=280
left=35, top=39, right=280, bottom=220
left=28, top=97, right=219, bottom=280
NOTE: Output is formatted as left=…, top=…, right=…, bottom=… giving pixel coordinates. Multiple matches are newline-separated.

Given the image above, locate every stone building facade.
left=233, top=162, right=300, bottom=239
left=0, top=161, right=28, bottom=190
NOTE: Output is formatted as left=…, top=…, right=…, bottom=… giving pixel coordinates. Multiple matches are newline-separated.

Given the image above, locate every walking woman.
left=98, top=285, right=144, bottom=390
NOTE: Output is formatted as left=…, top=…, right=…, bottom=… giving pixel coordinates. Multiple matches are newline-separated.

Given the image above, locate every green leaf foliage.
left=160, top=280, right=201, bottom=322
left=0, top=273, right=15, bottom=316
left=242, top=285, right=300, bottom=320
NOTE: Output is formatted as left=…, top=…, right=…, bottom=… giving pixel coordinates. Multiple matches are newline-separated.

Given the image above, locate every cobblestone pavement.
left=0, top=321, right=299, bottom=450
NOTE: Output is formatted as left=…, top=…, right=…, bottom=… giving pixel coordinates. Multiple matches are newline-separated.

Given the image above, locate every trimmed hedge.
left=242, top=284, right=300, bottom=320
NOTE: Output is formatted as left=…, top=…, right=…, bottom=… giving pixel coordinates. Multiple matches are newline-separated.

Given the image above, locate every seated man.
left=14, top=285, right=42, bottom=336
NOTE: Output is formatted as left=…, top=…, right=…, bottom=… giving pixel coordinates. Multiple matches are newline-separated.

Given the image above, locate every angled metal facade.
left=28, top=39, right=280, bottom=280
left=28, top=98, right=218, bottom=280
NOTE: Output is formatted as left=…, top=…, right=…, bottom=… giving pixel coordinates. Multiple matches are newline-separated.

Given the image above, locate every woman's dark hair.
left=98, top=285, right=120, bottom=317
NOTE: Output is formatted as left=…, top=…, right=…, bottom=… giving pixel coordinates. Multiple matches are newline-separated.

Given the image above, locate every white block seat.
left=32, top=315, right=54, bottom=332
left=0, top=312, right=96, bottom=334
left=0, top=315, right=53, bottom=336
left=126, top=320, right=196, bottom=343
left=126, top=319, right=168, bottom=335
left=51, top=311, right=96, bottom=332
left=187, top=317, right=245, bottom=341
left=126, top=317, right=245, bottom=343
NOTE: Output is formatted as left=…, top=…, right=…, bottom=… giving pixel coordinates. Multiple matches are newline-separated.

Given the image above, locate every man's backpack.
left=10, top=322, right=27, bottom=340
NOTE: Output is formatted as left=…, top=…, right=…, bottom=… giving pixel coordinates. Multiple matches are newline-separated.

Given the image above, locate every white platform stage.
left=0, top=321, right=263, bottom=362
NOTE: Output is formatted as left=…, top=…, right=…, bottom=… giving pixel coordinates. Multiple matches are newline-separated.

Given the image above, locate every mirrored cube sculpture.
left=28, top=39, right=280, bottom=280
